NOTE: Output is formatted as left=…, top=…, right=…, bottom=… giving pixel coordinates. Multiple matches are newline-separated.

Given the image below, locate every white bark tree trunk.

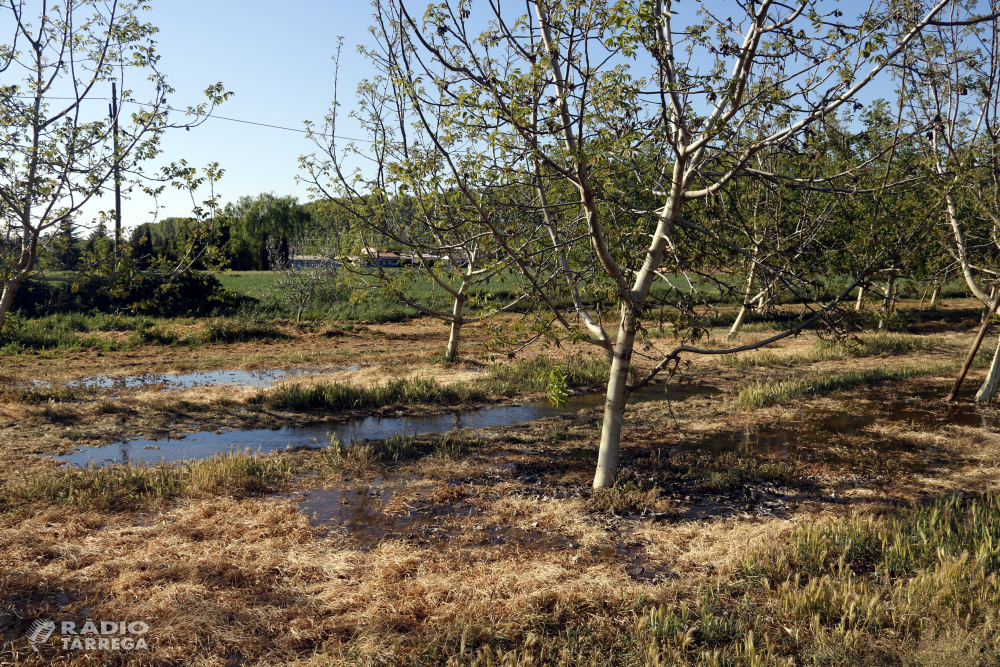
left=0, top=277, right=22, bottom=330
left=878, top=273, right=896, bottom=331
left=593, top=307, right=638, bottom=488
left=929, top=284, right=941, bottom=309
left=855, top=285, right=865, bottom=311
left=445, top=295, right=465, bottom=361
left=947, top=192, right=992, bottom=305
left=976, top=336, right=1000, bottom=403
left=725, top=261, right=758, bottom=341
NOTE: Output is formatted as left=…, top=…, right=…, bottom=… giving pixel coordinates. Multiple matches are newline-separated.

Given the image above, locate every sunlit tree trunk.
left=976, top=337, right=1000, bottom=403
left=445, top=293, right=465, bottom=362
left=594, top=308, right=638, bottom=488
left=878, top=271, right=896, bottom=331
left=725, top=260, right=758, bottom=341
left=0, top=277, right=22, bottom=330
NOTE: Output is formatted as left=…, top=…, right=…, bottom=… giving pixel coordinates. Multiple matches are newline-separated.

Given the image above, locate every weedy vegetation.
left=9, top=448, right=290, bottom=511
left=732, top=364, right=949, bottom=410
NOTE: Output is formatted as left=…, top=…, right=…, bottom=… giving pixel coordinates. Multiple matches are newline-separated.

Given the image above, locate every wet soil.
left=5, top=309, right=1000, bottom=665
left=5, top=313, right=1000, bottom=574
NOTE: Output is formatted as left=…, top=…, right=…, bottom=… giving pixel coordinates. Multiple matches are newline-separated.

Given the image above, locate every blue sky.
left=113, top=0, right=379, bottom=226
left=110, top=0, right=896, bottom=228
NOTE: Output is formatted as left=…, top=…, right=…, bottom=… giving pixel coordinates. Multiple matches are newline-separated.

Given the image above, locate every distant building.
left=290, top=255, right=333, bottom=269
left=443, top=253, right=470, bottom=268
left=374, top=252, right=400, bottom=268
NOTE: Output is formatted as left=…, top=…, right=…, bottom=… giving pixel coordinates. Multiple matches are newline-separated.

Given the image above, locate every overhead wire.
left=11, top=94, right=372, bottom=142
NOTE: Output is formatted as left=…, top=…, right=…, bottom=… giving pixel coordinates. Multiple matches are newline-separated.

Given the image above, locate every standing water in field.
left=55, top=383, right=719, bottom=467
left=34, top=367, right=357, bottom=392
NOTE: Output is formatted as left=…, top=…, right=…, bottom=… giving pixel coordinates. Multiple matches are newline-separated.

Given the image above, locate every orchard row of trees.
left=297, top=0, right=1000, bottom=488
left=6, top=0, right=1000, bottom=488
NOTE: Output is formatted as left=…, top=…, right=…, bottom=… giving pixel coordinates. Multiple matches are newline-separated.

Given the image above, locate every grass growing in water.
left=319, top=432, right=486, bottom=469
left=263, top=377, right=486, bottom=411
left=680, top=452, right=797, bottom=490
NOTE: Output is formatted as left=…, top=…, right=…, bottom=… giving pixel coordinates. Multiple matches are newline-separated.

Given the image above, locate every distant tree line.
left=36, top=194, right=353, bottom=272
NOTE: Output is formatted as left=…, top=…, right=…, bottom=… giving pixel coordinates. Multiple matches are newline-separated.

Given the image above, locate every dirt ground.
left=2, top=302, right=999, bottom=665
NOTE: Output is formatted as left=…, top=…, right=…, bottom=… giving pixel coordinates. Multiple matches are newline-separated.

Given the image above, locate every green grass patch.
left=0, top=312, right=140, bottom=354
left=683, top=452, right=797, bottom=490
left=732, top=364, right=946, bottom=409
left=11, top=448, right=290, bottom=511
left=816, top=332, right=943, bottom=357
left=480, top=355, right=616, bottom=395
left=717, top=492, right=1000, bottom=665
left=722, top=333, right=944, bottom=370
left=260, top=356, right=614, bottom=412
left=203, top=319, right=287, bottom=344
left=261, top=377, right=485, bottom=411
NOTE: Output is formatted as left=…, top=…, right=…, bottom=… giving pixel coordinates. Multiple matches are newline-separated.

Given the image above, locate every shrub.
left=203, top=319, right=286, bottom=344
left=11, top=270, right=239, bottom=318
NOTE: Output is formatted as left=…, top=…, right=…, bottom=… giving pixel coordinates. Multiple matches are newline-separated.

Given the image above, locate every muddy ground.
left=1, top=302, right=999, bottom=665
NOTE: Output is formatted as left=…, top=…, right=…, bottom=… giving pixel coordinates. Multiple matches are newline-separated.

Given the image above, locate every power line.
left=11, top=94, right=372, bottom=142
left=193, top=111, right=373, bottom=143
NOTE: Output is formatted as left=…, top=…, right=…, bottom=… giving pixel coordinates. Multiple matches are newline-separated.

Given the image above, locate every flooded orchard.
left=4, top=311, right=1000, bottom=666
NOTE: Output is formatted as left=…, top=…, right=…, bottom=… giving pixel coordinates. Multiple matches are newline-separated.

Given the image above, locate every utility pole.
left=110, top=81, right=122, bottom=263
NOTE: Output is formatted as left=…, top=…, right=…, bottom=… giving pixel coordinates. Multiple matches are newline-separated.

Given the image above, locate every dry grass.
left=5, top=316, right=1000, bottom=665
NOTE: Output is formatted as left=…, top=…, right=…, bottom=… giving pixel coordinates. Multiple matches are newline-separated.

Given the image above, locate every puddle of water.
left=35, top=366, right=358, bottom=391
left=678, top=500, right=737, bottom=521
left=57, top=384, right=723, bottom=467
left=564, top=448, right=599, bottom=463
left=295, top=479, right=601, bottom=555
left=294, top=478, right=477, bottom=546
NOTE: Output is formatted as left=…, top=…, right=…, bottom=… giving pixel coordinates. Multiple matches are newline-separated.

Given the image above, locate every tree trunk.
left=947, top=192, right=992, bottom=305
left=976, top=337, right=1000, bottom=404
left=929, top=284, right=941, bottom=309
left=878, top=274, right=896, bottom=331
left=725, top=261, right=758, bottom=341
left=445, top=297, right=464, bottom=361
left=855, top=285, right=865, bottom=311
left=0, top=277, right=23, bottom=330
left=984, top=287, right=998, bottom=325
left=533, top=145, right=612, bottom=359
left=593, top=307, right=637, bottom=489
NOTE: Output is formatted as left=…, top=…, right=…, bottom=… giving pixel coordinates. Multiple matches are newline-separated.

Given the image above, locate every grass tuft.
left=203, top=319, right=287, bottom=344
left=722, top=333, right=943, bottom=369
left=263, top=377, right=484, bottom=411
left=12, top=448, right=290, bottom=511
left=732, top=364, right=947, bottom=409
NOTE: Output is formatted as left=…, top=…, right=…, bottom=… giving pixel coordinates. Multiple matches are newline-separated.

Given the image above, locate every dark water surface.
left=56, top=382, right=719, bottom=467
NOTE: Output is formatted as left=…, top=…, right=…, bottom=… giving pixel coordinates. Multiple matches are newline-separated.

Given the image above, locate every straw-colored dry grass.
left=4, top=312, right=1000, bottom=665
left=0, top=488, right=811, bottom=666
